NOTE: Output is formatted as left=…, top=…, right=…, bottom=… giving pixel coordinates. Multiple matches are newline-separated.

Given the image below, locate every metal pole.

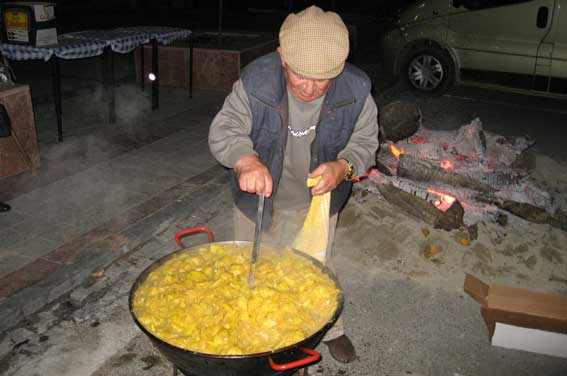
left=140, top=45, right=145, bottom=91
left=101, top=49, right=114, bottom=124
left=51, top=57, right=63, bottom=142
left=218, top=0, right=223, bottom=39
left=151, top=38, right=159, bottom=110
left=108, top=49, right=116, bottom=124
left=188, top=35, right=193, bottom=99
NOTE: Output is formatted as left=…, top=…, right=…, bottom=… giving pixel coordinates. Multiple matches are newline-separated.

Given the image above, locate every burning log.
left=497, top=202, right=567, bottom=230
left=397, top=153, right=494, bottom=193
left=357, top=171, right=504, bottom=226
left=476, top=195, right=567, bottom=231
left=375, top=183, right=464, bottom=231
left=368, top=116, right=560, bottom=229
left=362, top=170, right=458, bottom=211
left=375, top=146, right=400, bottom=176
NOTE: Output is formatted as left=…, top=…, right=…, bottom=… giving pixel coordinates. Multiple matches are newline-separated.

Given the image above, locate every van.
left=380, top=0, right=567, bottom=96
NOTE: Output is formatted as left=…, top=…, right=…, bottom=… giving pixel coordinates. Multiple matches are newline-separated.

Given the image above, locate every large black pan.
left=129, top=227, right=344, bottom=376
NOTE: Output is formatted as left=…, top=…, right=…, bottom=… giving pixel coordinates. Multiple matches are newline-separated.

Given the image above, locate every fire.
left=427, top=188, right=456, bottom=210
left=440, top=159, right=454, bottom=170
left=390, top=144, right=404, bottom=159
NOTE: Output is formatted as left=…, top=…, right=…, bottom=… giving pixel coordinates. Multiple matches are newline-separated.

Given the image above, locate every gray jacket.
left=209, top=52, right=379, bottom=224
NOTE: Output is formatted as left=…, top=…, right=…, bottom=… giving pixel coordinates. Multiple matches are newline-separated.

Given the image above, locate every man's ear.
left=277, top=47, right=286, bottom=68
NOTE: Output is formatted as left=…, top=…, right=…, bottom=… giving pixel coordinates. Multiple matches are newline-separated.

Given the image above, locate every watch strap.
left=343, top=159, right=355, bottom=181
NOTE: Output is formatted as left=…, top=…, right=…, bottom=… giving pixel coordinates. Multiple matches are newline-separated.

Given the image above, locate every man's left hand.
left=308, top=160, right=349, bottom=195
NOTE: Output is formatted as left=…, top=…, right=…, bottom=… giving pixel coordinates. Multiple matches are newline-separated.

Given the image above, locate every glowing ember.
left=390, top=144, right=404, bottom=159
left=440, top=160, right=454, bottom=170
left=368, top=169, right=380, bottom=177
left=408, top=136, right=427, bottom=145
left=427, top=188, right=456, bottom=211
left=353, top=168, right=380, bottom=183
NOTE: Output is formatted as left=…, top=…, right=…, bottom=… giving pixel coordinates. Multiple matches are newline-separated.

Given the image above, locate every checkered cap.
left=279, top=6, right=349, bottom=80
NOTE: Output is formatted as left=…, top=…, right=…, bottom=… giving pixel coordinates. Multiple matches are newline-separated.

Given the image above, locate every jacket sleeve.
left=208, top=79, right=256, bottom=168
left=337, top=94, right=380, bottom=178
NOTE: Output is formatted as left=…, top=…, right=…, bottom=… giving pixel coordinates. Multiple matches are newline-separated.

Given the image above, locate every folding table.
left=0, top=27, right=191, bottom=142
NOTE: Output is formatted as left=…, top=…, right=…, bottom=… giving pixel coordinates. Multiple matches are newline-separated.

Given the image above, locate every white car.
left=381, top=0, right=567, bottom=96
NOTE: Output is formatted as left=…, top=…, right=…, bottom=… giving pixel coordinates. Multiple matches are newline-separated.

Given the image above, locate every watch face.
left=346, top=162, right=354, bottom=180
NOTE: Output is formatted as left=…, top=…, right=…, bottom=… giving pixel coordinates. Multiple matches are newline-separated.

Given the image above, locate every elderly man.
left=209, top=6, right=379, bottom=363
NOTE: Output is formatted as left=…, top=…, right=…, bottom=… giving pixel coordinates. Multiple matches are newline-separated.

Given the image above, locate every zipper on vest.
left=310, top=98, right=357, bottom=171
left=250, top=94, right=287, bottom=199
left=328, top=99, right=356, bottom=111
left=272, top=111, right=287, bottom=199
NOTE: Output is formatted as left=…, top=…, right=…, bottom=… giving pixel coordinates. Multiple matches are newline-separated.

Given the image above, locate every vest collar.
left=249, top=64, right=287, bottom=110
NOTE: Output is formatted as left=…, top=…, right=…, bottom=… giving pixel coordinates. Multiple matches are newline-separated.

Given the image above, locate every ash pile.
left=355, top=101, right=567, bottom=232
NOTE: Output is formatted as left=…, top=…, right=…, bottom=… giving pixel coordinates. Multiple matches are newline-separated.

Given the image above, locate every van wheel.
left=404, top=45, right=455, bottom=93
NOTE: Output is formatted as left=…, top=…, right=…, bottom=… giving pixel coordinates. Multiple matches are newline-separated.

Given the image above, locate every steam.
left=237, top=207, right=309, bottom=253
left=5, top=80, right=154, bottom=221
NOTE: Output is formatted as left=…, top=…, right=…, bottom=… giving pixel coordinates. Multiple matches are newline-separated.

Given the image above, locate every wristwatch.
left=343, top=159, right=355, bottom=181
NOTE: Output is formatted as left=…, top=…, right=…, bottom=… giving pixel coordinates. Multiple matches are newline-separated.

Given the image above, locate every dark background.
left=0, top=0, right=405, bottom=33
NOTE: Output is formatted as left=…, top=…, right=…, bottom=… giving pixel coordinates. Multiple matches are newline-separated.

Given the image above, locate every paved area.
left=1, top=32, right=567, bottom=375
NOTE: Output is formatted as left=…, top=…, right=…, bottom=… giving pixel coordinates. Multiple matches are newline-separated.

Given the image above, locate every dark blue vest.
left=232, top=52, right=371, bottom=226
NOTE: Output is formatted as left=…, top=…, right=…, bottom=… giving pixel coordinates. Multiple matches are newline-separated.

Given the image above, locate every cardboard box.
left=0, top=85, right=40, bottom=178
left=464, top=274, right=567, bottom=358
left=1, top=2, right=57, bottom=47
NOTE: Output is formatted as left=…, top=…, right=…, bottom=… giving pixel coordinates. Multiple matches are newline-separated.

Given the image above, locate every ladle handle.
left=248, top=193, right=265, bottom=288
left=268, top=347, right=321, bottom=371
left=175, top=227, right=214, bottom=249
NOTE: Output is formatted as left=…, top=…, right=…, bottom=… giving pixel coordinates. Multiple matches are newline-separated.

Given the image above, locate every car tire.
left=403, top=44, right=455, bottom=94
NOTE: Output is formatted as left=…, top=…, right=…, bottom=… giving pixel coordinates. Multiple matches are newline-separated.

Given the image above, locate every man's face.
left=279, top=49, right=333, bottom=102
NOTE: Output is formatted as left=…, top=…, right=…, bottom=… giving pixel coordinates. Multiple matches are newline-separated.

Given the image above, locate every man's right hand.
left=234, top=155, right=273, bottom=197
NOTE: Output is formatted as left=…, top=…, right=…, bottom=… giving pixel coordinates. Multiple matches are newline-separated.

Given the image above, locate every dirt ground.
left=333, top=147, right=567, bottom=298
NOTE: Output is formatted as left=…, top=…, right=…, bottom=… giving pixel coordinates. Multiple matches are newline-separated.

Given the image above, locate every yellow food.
left=132, top=243, right=339, bottom=355
left=292, top=177, right=331, bottom=262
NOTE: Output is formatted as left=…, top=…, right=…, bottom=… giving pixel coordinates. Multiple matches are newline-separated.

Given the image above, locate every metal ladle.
left=248, top=193, right=265, bottom=288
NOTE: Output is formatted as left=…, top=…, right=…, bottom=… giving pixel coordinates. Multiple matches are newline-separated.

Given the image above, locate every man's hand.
left=308, top=160, right=350, bottom=195
left=234, top=155, right=273, bottom=197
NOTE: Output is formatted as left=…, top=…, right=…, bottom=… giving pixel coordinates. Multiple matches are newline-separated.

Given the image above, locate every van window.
left=454, top=0, right=534, bottom=10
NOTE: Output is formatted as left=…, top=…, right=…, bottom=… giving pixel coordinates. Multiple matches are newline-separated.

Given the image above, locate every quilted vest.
left=232, top=52, right=371, bottom=226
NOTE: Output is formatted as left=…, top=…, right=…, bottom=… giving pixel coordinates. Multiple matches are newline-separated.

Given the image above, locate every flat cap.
left=279, top=6, right=349, bottom=80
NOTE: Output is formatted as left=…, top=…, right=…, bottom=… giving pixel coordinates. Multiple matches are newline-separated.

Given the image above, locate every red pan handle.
left=174, top=227, right=214, bottom=249
left=269, top=347, right=321, bottom=371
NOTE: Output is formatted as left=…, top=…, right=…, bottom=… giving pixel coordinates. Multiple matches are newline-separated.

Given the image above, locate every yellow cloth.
left=292, top=177, right=330, bottom=263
